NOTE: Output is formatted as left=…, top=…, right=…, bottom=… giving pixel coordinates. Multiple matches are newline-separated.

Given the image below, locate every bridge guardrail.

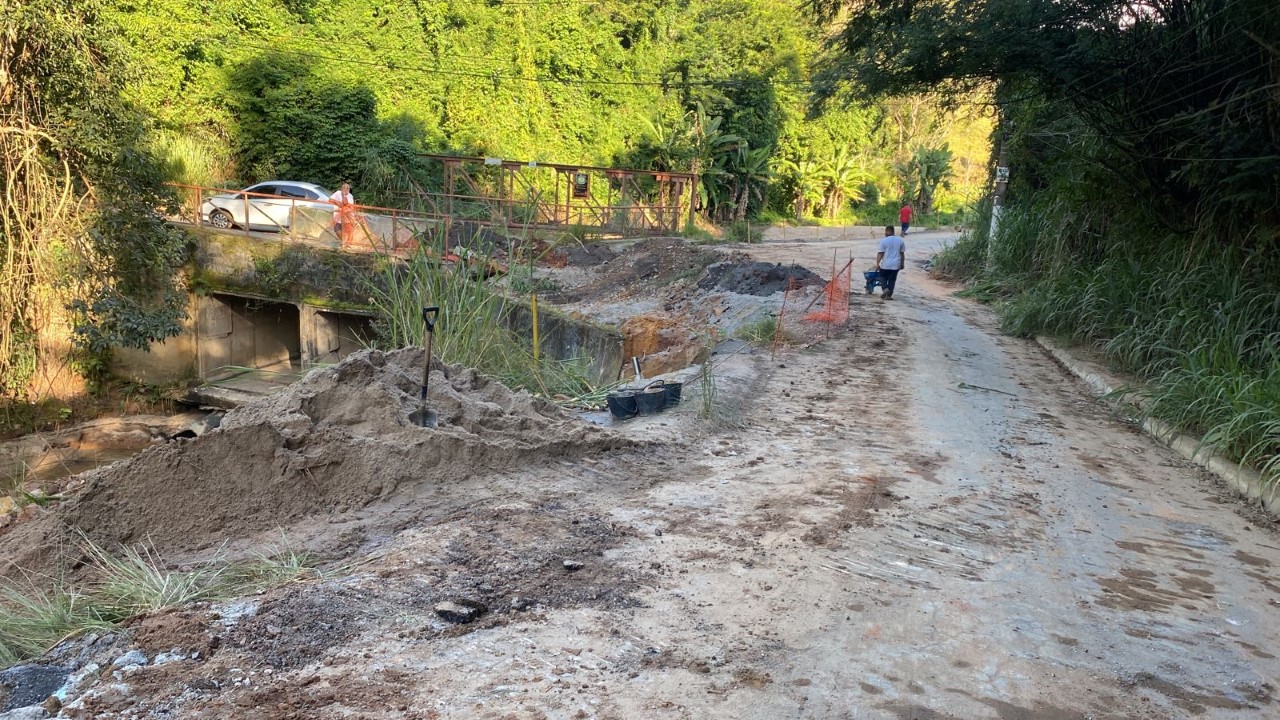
left=166, top=183, right=444, bottom=254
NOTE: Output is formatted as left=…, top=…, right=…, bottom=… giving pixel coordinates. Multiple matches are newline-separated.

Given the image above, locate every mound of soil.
left=3, top=350, right=626, bottom=562
left=446, top=221, right=512, bottom=254
left=697, top=261, right=824, bottom=296
left=564, top=242, right=616, bottom=267
left=552, top=237, right=719, bottom=303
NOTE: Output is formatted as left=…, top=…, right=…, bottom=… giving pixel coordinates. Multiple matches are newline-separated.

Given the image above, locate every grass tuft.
left=0, top=535, right=320, bottom=668
left=735, top=315, right=778, bottom=345
left=86, top=541, right=229, bottom=616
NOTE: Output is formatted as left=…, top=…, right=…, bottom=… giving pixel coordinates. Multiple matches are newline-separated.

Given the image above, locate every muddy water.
left=4, top=447, right=142, bottom=485
left=0, top=413, right=200, bottom=491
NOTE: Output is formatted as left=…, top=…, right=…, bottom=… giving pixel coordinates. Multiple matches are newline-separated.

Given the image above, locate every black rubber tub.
left=636, top=386, right=667, bottom=415
left=606, top=390, right=639, bottom=421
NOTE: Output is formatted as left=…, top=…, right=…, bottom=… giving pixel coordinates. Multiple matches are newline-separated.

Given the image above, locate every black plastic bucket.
left=606, top=391, right=638, bottom=420
left=636, top=387, right=667, bottom=415
left=662, top=381, right=683, bottom=408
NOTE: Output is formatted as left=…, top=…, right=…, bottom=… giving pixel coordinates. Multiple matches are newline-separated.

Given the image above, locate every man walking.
left=876, top=225, right=906, bottom=300
left=899, top=202, right=913, bottom=236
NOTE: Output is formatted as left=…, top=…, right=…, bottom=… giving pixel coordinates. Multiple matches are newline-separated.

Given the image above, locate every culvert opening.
left=198, top=294, right=302, bottom=391
left=307, top=309, right=376, bottom=366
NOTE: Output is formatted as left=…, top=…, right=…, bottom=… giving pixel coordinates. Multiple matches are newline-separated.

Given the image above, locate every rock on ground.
left=0, top=665, right=66, bottom=712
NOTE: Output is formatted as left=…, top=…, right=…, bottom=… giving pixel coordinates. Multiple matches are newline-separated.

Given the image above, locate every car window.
left=247, top=185, right=278, bottom=197
left=310, top=189, right=331, bottom=200
left=277, top=186, right=308, bottom=199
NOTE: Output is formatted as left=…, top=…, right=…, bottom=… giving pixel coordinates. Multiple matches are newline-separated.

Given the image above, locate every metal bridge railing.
left=165, top=183, right=444, bottom=254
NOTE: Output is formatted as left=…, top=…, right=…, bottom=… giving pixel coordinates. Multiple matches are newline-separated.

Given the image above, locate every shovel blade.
left=409, top=407, right=438, bottom=428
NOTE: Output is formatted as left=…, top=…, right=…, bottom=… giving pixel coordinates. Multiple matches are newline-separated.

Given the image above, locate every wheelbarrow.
left=864, top=269, right=885, bottom=295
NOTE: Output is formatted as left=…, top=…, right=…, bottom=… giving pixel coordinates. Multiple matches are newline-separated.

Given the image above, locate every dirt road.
left=65, top=232, right=1279, bottom=719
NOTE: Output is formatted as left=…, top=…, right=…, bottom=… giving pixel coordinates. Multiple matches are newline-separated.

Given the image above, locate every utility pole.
left=986, top=125, right=1009, bottom=270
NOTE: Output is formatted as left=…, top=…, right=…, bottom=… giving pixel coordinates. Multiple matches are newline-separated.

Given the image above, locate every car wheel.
left=209, top=209, right=235, bottom=229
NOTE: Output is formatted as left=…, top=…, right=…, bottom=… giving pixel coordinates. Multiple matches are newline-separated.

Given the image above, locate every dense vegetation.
left=821, top=0, right=1280, bottom=480
left=0, top=0, right=188, bottom=400
left=2, top=0, right=990, bottom=402
left=106, top=0, right=988, bottom=219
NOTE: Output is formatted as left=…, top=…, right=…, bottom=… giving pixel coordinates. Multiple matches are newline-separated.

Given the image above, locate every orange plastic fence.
left=773, top=259, right=853, bottom=349
left=805, top=261, right=852, bottom=324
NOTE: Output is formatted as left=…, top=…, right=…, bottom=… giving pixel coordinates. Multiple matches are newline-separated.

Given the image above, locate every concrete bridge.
left=114, top=226, right=624, bottom=405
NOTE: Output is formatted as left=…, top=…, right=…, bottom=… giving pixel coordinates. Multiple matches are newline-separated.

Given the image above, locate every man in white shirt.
left=875, top=225, right=906, bottom=300
left=329, top=182, right=354, bottom=239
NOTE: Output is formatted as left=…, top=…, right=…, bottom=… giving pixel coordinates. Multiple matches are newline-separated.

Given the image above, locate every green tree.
left=819, top=147, right=866, bottom=219
left=815, top=0, right=1280, bottom=479
left=727, top=145, right=774, bottom=221
left=777, top=158, right=826, bottom=219
left=1, top=0, right=187, bottom=398
left=898, top=145, right=953, bottom=214
left=229, top=53, right=386, bottom=189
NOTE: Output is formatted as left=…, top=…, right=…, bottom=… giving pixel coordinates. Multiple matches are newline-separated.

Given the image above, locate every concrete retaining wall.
left=504, top=302, right=624, bottom=385
left=115, top=227, right=623, bottom=388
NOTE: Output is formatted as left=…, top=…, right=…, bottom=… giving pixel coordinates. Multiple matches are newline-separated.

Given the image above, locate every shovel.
left=409, top=306, right=441, bottom=428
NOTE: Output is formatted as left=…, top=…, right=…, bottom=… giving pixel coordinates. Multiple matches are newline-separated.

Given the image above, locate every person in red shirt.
left=899, top=203, right=913, bottom=236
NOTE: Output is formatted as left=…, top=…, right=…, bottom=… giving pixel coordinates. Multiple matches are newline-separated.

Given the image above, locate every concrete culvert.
left=164, top=411, right=224, bottom=442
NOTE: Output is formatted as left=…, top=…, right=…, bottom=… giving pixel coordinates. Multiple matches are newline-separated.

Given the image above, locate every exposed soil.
left=563, top=242, right=617, bottom=267
left=697, top=260, right=823, bottom=296
left=445, top=220, right=513, bottom=254
left=0, top=349, right=630, bottom=572
left=538, top=238, right=810, bottom=379
left=549, top=237, right=721, bottom=303
left=6, top=230, right=1280, bottom=720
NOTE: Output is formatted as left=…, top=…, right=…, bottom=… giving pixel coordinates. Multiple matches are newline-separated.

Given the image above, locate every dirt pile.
left=4, top=349, right=626, bottom=560
left=564, top=241, right=616, bottom=267
left=619, top=315, right=710, bottom=378
left=697, top=261, right=823, bottom=296
left=552, top=237, right=720, bottom=303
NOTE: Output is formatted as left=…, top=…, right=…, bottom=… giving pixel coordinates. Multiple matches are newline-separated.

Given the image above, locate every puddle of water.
left=4, top=447, right=144, bottom=486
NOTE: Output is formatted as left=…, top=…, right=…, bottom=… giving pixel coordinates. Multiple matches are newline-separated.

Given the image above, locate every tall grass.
left=0, top=537, right=317, bottom=667
left=366, top=238, right=600, bottom=402
left=935, top=200, right=1280, bottom=484
left=151, top=130, right=236, bottom=188
left=931, top=198, right=992, bottom=280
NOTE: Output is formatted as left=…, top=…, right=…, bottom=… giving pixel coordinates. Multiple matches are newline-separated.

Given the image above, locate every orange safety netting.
left=804, top=261, right=852, bottom=323
left=772, top=259, right=853, bottom=349
left=332, top=201, right=363, bottom=248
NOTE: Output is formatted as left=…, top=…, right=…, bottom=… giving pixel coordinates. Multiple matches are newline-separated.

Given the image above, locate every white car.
left=200, top=181, right=334, bottom=231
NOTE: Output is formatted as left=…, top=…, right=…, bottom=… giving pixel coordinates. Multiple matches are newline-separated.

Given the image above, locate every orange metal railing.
left=167, top=182, right=687, bottom=249
left=166, top=183, right=445, bottom=254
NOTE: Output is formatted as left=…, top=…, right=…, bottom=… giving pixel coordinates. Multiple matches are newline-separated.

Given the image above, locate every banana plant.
left=820, top=147, right=867, bottom=219
left=728, top=144, right=773, bottom=221
left=776, top=157, right=826, bottom=219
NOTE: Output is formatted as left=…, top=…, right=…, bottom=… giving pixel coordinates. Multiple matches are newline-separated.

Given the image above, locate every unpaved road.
left=75, top=232, right=1280, bottom=719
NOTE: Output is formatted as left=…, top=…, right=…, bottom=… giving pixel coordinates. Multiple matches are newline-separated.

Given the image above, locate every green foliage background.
left=1, top=0, right=189, bottom=399
left=828, top=0, right=1280, bottom=479
left=3, top=0, right=990, bottom=401
left=107, top=0, right=989, bottom=217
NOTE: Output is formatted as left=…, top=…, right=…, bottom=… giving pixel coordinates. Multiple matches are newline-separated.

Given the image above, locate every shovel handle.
left=421, top=306, right=439, bottom=401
